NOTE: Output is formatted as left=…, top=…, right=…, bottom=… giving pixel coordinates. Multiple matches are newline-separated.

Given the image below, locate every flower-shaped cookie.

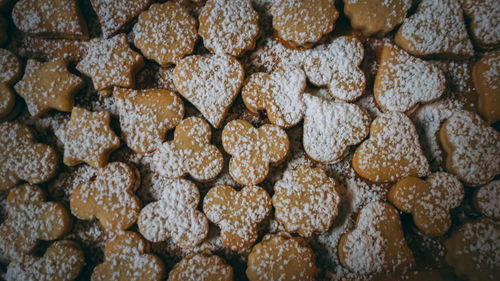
left=461, top=0, right=500, bottom=49
left=5, top=240, right=85, bottom=281
left=203, top=185, right=271, bottom=251
left=473, top=180, right=500, bottom=220
left=303, top=94, right=370, bottom=164
left=303, top=36, right=366, bottom=101
left=439, top=110, right=500, bottom=186
left=222, top=119, right=289, bottom=185
left=173, top=54, right=244, bottom=128
left=114, top=88, right=184, bottom=155
left=0, top=122, right=58, bottom=191
left=472, top=51, right=500, bottom=123
left=58, top=107, right=120, bottom=168
left=169, top=253, right=233, bottom=281
left=339, top=201, right=415, bottom=274
left=0, top=184, right=72, bottom=260
left=273, top=165, right=341, bottom=237
left=152, top=117, right=224, bottom=181
left=92, top=231, right=165, bottom=281
left=138, top=179, right=209, bottom=247
left=70, top=162, right=141, bottom=231
left=242, top=65, right=306, bottom=128
left=353, top=112, right=430, bottom=183
left=388, top=172, right=464, bottom=237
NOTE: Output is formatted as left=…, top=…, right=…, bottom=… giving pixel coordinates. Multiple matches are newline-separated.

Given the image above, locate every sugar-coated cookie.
left=114, top=87, right=184, bottom=155
left=203, top=185, right=271, bottom=251
left=168, top=253, right=233, bottom=281
left=0, top=49, right=22, bottom=85
left=92, top=231, right=165, bottom=281
left=153, top=117, right=224, bottom=182
left=222, top=119, right=289, bottom=185
left=473, top=180, right=500, bottom=220
left=461, top=0, right=500, bottom=49
left=439, top=110, right=500, bottom=186
left=0, top=83, right=16, bottom=120
left=246, top=233, right=316, bottom=281
left=339, top=201, right=415, bottom=274
left=472, top=51, right=500, bottom=124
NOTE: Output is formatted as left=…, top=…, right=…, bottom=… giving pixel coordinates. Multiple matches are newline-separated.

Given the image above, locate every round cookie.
left=473, top=180, right=500, bottom=220
left=168, top=253, right=233, bottom=281
left=0, top=83, right=16, bottom=120
left=0, top=48, right=22, bottom=85
left=472, top=51, right=500, bottom=124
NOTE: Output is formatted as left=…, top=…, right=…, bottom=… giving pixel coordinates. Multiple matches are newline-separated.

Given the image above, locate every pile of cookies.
left=0, top=0, right=499, bottom=280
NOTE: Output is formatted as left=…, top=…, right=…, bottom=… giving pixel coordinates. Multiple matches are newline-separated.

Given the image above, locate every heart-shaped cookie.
left=461, top=0, right=500, bottom=49
left=173, top=54, right=244, bottom=128
left=472, top=51, right=500, bottom=124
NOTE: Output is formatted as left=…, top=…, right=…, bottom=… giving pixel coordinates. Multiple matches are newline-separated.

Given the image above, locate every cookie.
left=343, top=0, right=412, bottom=37
left=461, top=0, right=500, bottom=49
left=5, top=240, right=85, bottom=281
left=395, top=0, right=474, bottom=58
left=199, top=0, right=259, bottom=57
left=473, top=180, right=500, bottom=220
left=133, top=2, right=197, bottom=66
left=0, top=83, right=16, bottom=120
left=168, top=253, right=233, bottom=281
left=0, top=49, right=22, bottom=85
left=152, top=117, right=224, bottom=182
left=303, top=94, right=370, bottom=164
left=374, top=43, right=446, bottom=113
left=339, top=201, right=415, bottom=274
left=222, top=119, right=289, bottom=185
left=203, top=185, right=271, bottom=250
left=439, top=110, right=500, bottom=186
left=90, top=0, right=152, bottom=38
left=76, top=33, right=144, bottom=91
left=92, top=231, right=165, bottom=281
left=388, top=172, right=464, bottom=237
left=246, top=232, right=316, bottom=281
left=70, top=162, right=141, bottom=231
left=241, top=64, right=306, bottom=128
left=472, top=51, right=500, bottom=124
left=303, top=36, right=366, bottom=102
left=353, top=112, right=430, bottom=183
left=17, top=37, right=89, bottom=62
left=138, top=179, right=209, bottom=247
left=14, top=59, right=85, bottom=117
left=0, top=122, right=58, bottom=191
left=270, top=0, right=339, bottom=49
left=12, top=0, right=88, bottom=39
left=0, top=184, right=72, bottom=260
left=445, top=218, right=500, bottom=281
left=58, top=107, right=120, bottom=168
left=114, top=87, right=184, bottom=155
left=272, top=165, right=341, bottom=237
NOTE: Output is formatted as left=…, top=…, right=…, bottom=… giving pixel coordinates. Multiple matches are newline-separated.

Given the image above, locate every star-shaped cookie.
left=14, top=59, right=84, bottom=117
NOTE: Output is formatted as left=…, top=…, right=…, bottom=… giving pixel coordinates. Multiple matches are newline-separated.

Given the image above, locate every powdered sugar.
left=474, top=180, right=500, bottom=220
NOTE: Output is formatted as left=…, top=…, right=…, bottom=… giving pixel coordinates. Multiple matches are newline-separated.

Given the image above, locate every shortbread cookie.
left=70, top=162, right=141, bottom=231
left=173, top=54, right=244, bottom=128
left=395, top=0, right=474, bottom=58
left=138, top=179, right=208, bottom=247
left=92, top=231, right=165, bottom=281
left=168, top=253, right=233, bottom=281
left=445, top=218, right=500, bottom=281
left=17, top=37, right=89, bottom=62
left=199, top=0, right=259, bottom=57
left=388, top=172, right=464, bottom=237
left=58, top=107, right=120, bottom=168
left=461, top=0, right=500, bottom=49
left=76, top=33, right=144, bottom=91
left=474, top=180, right=500, bottom=220
left=0, top=184, right=72, bottom=260
left=0, top=83, right=16, bottom=120
left=343, top=0, right=411, bottom=37
left=222, top=119, right=289, bottom=185
left=247, top=233, right=316, bottom=281
left=270, top=0, right=339, bottom=49
left=374, top=43, right=446, bottom=112
left=472, top=51, right=500, bottom=123
left=90, top=0, right=152, bottom=38
left=339, top=201, right=415, bottom=274
left=5, top=240, right=85, bottom=281
left=14, top=59, right=84, bottom=117
left=303, top=94, right=370, bottom=164
left=439, top=110, right=500, bottom=186
left=353, top=112, right=430, bottom=183
left=203, top=185, right=271, bottom=250
left=241, top=65, right=306, bottom=128
left=133, top=2, right=197, bottom=66
left=303, top=36, right=365, bottom=101
left=114, top=88, right=184, bottom=155
left=153, top=117, right=224, bottom=181
left=12, top=0, right=88, bottom=39
left=0, top=49, right=21, bottom=85
left=272, top=165, right=341, bottom=237
left=0, top=122, right=58, bottom=191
